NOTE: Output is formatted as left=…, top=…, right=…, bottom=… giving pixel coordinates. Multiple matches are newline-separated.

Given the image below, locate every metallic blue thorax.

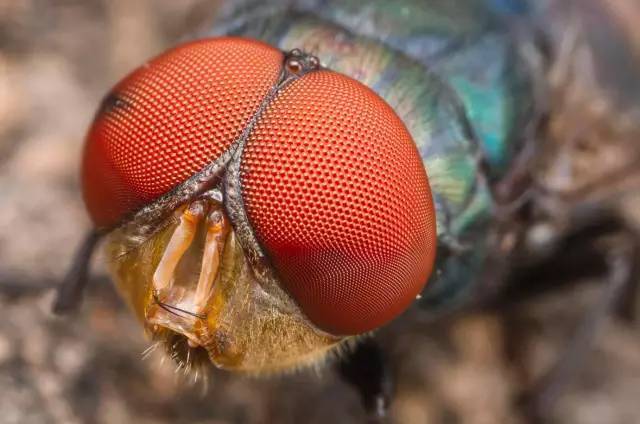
left=212, top=0, right=538, bottom=312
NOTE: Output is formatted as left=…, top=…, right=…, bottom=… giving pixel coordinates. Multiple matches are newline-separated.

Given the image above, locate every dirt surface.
left=0, top=1, right=639, bottom=423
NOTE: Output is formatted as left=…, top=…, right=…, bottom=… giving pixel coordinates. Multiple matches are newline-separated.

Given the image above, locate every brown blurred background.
left=0, top=1, right=639, bottom=423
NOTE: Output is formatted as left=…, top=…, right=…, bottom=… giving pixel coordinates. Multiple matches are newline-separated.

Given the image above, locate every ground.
left=0, top=1, right=639, bottom=423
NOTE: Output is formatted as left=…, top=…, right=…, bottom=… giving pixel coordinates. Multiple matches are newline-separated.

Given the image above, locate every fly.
left=53, top=0, right=640, bottom=421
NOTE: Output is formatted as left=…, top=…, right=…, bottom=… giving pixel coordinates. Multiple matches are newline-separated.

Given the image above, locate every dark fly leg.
left=614, top=237, right=640, bottom=323
left=491, top=211, right=640, bottom=422
left=335, top=337, right=393, bottom=423
left=524, top=239, right=635, bottom=423
left=52, top=229, right=102, bottom=314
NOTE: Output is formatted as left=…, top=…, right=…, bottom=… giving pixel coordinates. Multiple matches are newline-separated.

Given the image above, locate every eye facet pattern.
left=240, top=70, right=437, bottom=335
left=82, top=37, right=283, bottom=228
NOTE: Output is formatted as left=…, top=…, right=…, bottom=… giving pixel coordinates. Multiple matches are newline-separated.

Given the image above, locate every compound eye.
left=82, top=37, right=283, bottom=228
left=240, top=71, right=437, bottom=335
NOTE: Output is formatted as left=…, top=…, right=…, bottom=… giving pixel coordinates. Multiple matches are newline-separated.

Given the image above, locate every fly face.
left=80, top=37, right=438, bottom=374
left=105, top=196, right=341, bottom=373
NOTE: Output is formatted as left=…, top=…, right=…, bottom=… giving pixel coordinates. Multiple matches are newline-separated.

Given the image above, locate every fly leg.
left=614, top=238, right=640, bottom=323
left=524, top=238, right=635, bottom=423
left=336, top=337, right=393, bottom=422
left=494, top=211, right=640, bottom=422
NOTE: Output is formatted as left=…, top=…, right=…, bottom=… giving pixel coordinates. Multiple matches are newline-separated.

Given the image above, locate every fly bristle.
left=152, top=328, right=213, bottom=390
left=141, top=342, right=160, bottom=360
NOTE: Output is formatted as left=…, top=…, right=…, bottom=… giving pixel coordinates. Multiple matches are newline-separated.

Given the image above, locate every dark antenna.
left=53, top=229, right=102, bottom=314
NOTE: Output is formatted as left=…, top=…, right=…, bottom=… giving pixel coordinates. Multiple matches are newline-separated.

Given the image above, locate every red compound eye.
left=241, top=70, right=437, bottom=335
left=82, top=37, right=437, bottom=336
left=82, top=37, right=283, bottom=228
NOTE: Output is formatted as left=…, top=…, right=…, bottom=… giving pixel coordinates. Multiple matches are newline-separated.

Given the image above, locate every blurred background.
left=0, top=1, right=639, bottom=423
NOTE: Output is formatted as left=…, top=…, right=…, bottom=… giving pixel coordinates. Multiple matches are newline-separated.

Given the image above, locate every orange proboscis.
left=151, top=199, right=229, bottom=327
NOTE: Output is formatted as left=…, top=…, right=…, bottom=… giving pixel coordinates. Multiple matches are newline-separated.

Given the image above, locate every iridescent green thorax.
left=314, top=0, right=536, bottom=174
left=212, top=0, right=537, bottom=311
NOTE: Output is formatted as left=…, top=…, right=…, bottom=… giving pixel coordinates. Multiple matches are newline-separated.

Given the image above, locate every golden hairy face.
left=82, top=38, right=437, bottom=374
left=106, top=201, right=342, bottom=374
